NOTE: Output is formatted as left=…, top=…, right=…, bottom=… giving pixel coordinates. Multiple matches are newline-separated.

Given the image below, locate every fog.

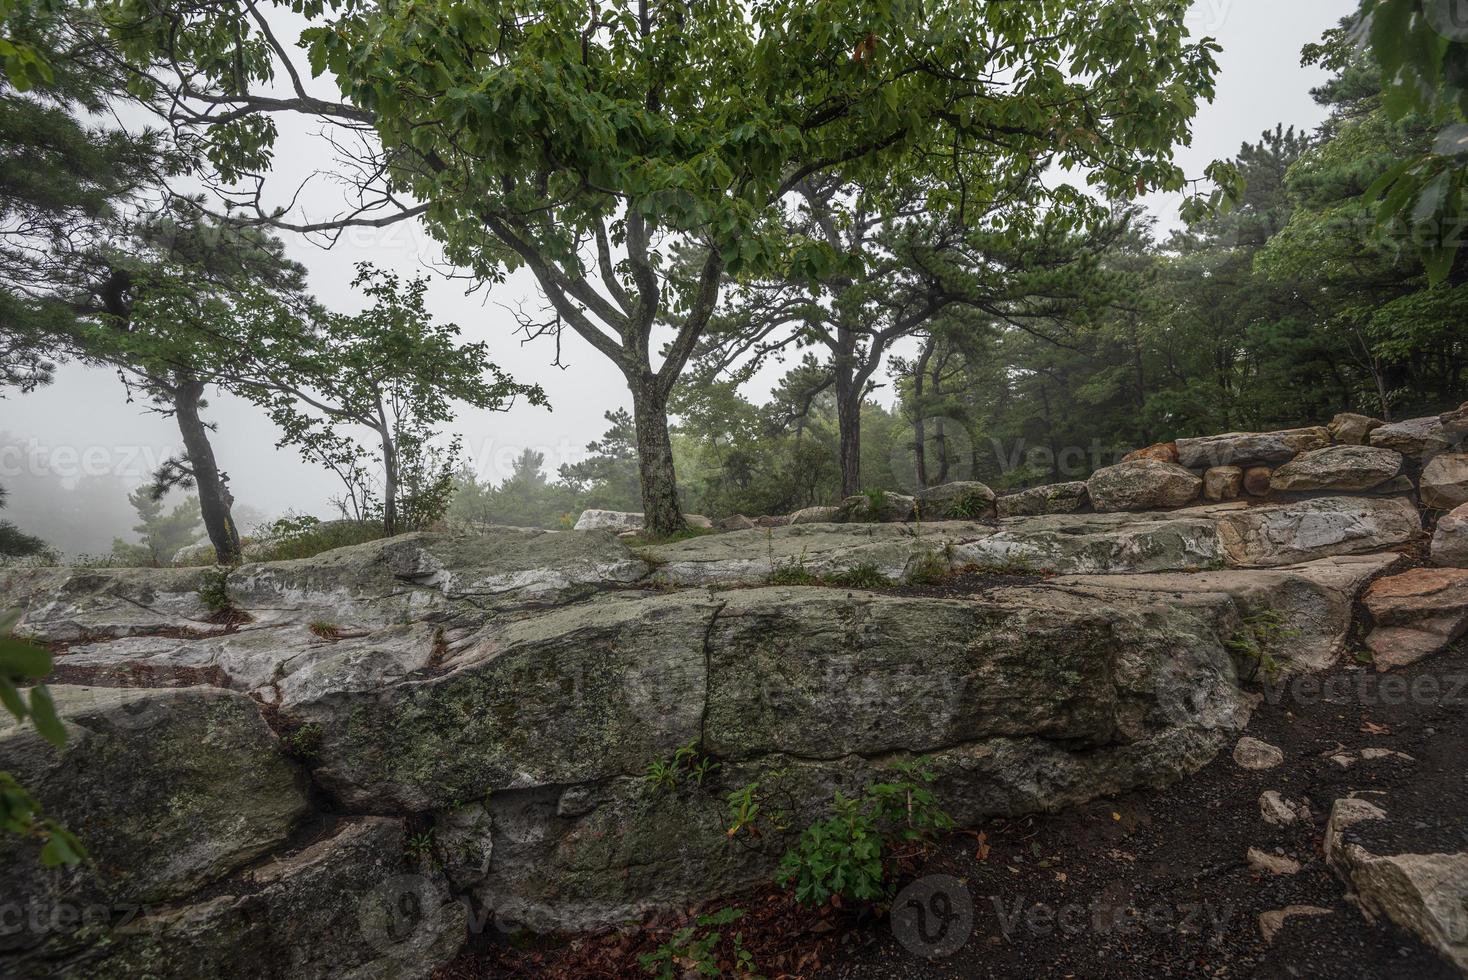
left=0, top=0, right=1353, bottom=555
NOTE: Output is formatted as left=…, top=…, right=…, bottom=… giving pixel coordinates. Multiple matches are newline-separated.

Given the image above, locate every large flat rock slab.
left=1052, top=553, right=1402, bottom=673
left=1212, top=496, right=1421, bottom=568
left=644, top=520, right=995, bottom=586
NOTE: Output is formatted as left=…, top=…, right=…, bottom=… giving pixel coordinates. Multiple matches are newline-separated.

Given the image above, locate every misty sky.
left=1, top=0, right=1358, bottom=552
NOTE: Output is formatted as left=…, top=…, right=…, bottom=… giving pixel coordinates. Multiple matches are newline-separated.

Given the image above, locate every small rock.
left=1270, top=445, right=1403, bottom=492
left=1421, top=453, right=1468, bottom=511
left=1234, top=736, right=1284, bottom=770
left=1259, top=790, right=1307, bottom=826
left=1259, top=905, right=1332, bottom=943
left=1329, top=412, right=1385, bottom=445
left=788, top=505, right=840, bottom=525
left=995, top=481, right=1090, bottom=517
left=1243, top=466, right=1273, bottom=497
left=1431, top=503, right=1468, bottom=568
left=1123, top=441, right=1179, bottom=464
left=753, top=514, right=792, bottom=528
left=1204, top=466, right=1244, bottom=501
left=716, top=514, right=757, bottom=532
left=1087, top=459, right=1202, bottom=512
left=685, top=514, right=715, bottom=530
left=1247, top=847, right=1302, bottom=876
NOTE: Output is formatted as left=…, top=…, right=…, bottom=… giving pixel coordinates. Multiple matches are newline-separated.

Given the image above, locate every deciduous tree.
left=96, top=0, right=1232, bottom=534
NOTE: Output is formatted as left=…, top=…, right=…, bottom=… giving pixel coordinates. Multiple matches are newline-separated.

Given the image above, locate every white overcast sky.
left=1, top=0, right=1357, bottom=536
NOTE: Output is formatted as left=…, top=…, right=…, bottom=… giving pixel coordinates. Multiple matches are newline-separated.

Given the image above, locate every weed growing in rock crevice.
left=1227, top=609, right=1300, bottom=682
left=646, top=739, right=721, bottom=792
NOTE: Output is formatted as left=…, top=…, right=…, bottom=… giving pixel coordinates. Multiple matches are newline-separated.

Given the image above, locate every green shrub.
left=824, top=563, right=890, bottom=589
left=197, top=567, right=233, bottom=615
left=904, top=550, right=950, bottom=586
left=963, top=556, right=1039, bottom=577
left=308, top=621, right=342, bottom=640
left=279, top=722, right=324, bottom=764
left=249, top=516, right=386, bottom=563
left=768, top=558, right=821, bottom=586
left=776, top=759, right=953, bottom=908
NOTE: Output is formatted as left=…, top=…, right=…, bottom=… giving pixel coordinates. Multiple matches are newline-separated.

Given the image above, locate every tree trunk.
left=911, top=337, right=932, bottom=490
left=173, top=380, right=241, bottom=565
left=834, top=319, right=862, bottom=498
left=631, top=377, right=685, bottom=537
left=376, top=401, right=398, bottom=536
left=836, top=378, right=862, bottom=500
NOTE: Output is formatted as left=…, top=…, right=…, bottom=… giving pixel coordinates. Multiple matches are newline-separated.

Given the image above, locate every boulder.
left=1369, top=415, right=1458, bottom=462
left=1421, top=453, right=1468, bottom=511
left=170, top=541, right=219, bottom=567
left=0, top=687, right=310, bottom=954
left=715, top=514, right=757, bottom=532
left=1233, top=736, right=1283, bottom=770
left=1086, top=460, right=1202, bottom=512
left=1329, top=412, right=1385, bottom=445
left=573, top=509, right=644, bottom=532
left=1122, top=442, right=1178, bottom=464
left=1213, top=496, right=1421, bottom=568
left=1243, top=466, right=1273, bottom=497
left=836, top=491, right=916, bottom=524
left=1324, top=797, right=1468, bottom=973
left=1269, top=445, right=1403, bottom=492
left=915, top=481, right=997, bottom=520
left=1175, top=427, right=1330, bottom=468
left=684, top=514, right=714, bottom=530
left=1440, top=401, right=1468, bottom=440
left=995, top=481, right=1089, bottom=517
left=1363, top=567, right=1468, bottom=669
left=1431, top=503, right=1468, bottom=568
left=53, top=818, right=467, bottom=980
left=753, top=514, right=792, bottom=528
left=788, top=505, right=840, bottom=525
left=461, top=586, right=1251, bottom=931
left=1203, top=466, right=1243, bottom=501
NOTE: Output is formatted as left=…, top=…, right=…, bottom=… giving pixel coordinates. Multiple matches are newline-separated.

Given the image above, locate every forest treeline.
left=1, top=2, right=1465, bottom=555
